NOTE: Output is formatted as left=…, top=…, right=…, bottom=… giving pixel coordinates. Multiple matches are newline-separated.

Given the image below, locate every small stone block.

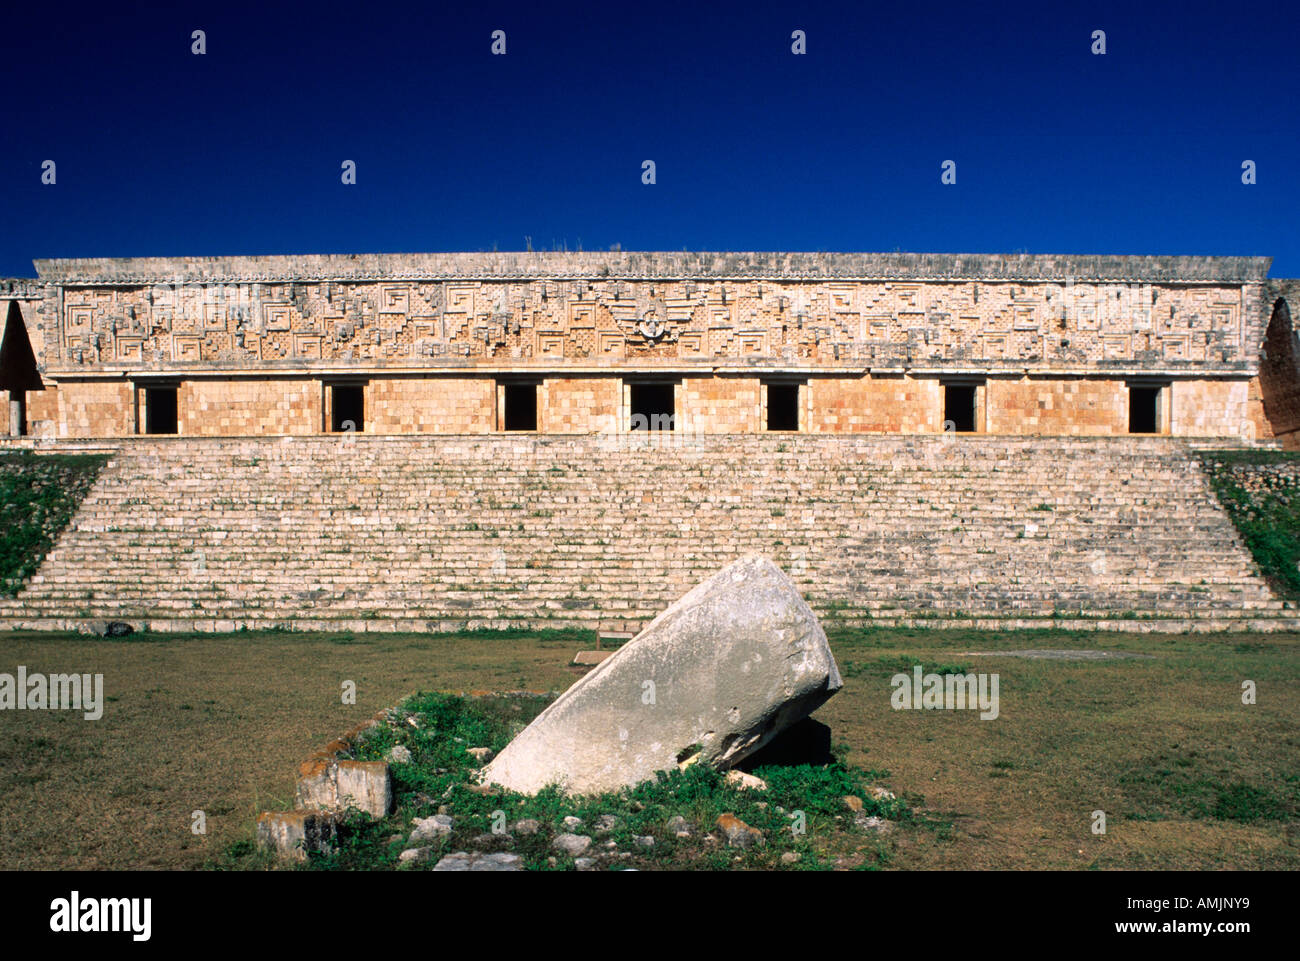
left=572, top=650, right=614, bottom=666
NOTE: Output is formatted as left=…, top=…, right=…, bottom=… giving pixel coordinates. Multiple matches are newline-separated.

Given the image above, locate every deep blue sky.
left=2, top=0, right=1296, bottom=277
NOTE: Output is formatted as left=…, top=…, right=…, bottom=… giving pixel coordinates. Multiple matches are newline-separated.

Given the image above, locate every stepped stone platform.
left=1, top=434, right=1297, bottom=634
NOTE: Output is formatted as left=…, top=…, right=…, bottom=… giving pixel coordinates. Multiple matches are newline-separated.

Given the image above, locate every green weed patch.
left=0, top=451, right=108, bottom=595
left=236, top=691, right=922, bottom=871
left=1199, top=450, right=1300, bottom=601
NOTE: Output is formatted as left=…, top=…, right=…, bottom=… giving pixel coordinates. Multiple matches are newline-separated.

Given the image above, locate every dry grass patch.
left=0, top=629, right=580, bottom=870
left=819, top=628, right=1299, bottom=869
left=0, top=626, right=1295, bottom=870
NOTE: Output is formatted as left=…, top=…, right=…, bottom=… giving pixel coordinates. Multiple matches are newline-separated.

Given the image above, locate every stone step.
left=4, top=434, right=1285, bottom=632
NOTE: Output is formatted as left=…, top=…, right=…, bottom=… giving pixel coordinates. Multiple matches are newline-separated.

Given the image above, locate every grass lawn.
left=0, top=627, right=1295, bottom=870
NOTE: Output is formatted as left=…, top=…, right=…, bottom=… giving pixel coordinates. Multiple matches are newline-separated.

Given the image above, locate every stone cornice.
left=43, top=364, right=1259, bottom=381
left=31, top=251, right=1274, bottom=285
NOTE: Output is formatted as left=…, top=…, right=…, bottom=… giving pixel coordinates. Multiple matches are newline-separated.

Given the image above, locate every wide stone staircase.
left=1, top=434, right=1296, bottom=633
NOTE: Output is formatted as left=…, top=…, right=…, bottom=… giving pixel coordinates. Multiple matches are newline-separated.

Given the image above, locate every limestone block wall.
left=11, top=372, right=1266, bottom=439
left=56, top=381, right=134, bottom=437
left=24, top=387, right=59, bottom=438
left=1170, top=380, right=1251, bottom=438
left=539, top=377, right=619, bottom=433
left=680, top=376, right=760, bottom=433
left=987, top=378, right=1126, bottom=435
left=181, top=379, right=321, bottom=436
left=807, top=375, right=941, bottom=433
left=365, top=377, right=493, bottom=433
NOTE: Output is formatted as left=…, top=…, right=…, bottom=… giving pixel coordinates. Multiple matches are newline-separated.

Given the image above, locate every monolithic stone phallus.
left=482, top=555, right=843, bottom=795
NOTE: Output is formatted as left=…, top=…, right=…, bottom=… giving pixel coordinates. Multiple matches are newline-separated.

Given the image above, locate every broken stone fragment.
left=432, top=851, right=522, bottom=872
left=385, top=745, right=412, bottom=764
left=295, top=759, right=392, bottom=818
left=552, top=833, right=592, bottom=856
left=843, top=795, right=864, bottom=813
left=513, top=819, right=540, bottom=835
left=409, top=814, right=453, bottom=843
left=466, top=747, right=493, bottom=765
left=256, top=811, right=339, bottom=861
left=716, top=814, right=763, bottom=849
left=666, top=815, right=692, bottom=838
left=398, top=846, right=435, bottom=864
left=725, top=770, right=768, bottom=791
left=483, top=556, right=843, bottom=795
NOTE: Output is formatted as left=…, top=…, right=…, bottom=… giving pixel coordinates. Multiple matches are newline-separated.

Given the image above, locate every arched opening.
left=0, top=302, right=44, bottom=437
left=1257, top=298, right=1300, bottom=447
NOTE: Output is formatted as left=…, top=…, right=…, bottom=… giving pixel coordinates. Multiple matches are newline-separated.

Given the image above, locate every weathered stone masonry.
left=1, top=252, right=1297, bottom=444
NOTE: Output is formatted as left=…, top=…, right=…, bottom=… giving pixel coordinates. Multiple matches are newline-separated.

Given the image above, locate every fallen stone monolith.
left=482, top=555, right=843, bottom=795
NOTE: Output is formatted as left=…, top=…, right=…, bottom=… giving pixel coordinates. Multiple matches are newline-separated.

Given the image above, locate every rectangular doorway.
left=630, top=383, right=675, bottom=431
left=145, top=387, right=178, bottom=435
left=331, top=384, right=364, bottom=432
left=503, top=383, right=538, bottom=431
left=766, top=383, right=800, bottom=431
left=1129, top=386, right=1161, bottom=434
left=944, top=383, right=978, bottom=433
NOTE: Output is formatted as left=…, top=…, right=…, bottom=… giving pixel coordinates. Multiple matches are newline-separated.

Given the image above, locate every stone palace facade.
left=2, top=251, right=1297, bottom=444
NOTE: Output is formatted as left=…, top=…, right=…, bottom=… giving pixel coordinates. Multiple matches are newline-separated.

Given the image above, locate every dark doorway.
left=944, top=383, right=977, bottom=432
left=1, top=302, right=43, bottom=436
left=1129, top=386, right=1160, bottom=434
left=630, top=383, right=675, bottom=431
left=503, top=383, right=537, bottom=431
left=145, top=387, right=178, bottom=435
left=1258, top=299, right=1300, bottom=445
left=331, top=384, right=364, bottom=432
left=767, top=383, right=799, bottom=431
